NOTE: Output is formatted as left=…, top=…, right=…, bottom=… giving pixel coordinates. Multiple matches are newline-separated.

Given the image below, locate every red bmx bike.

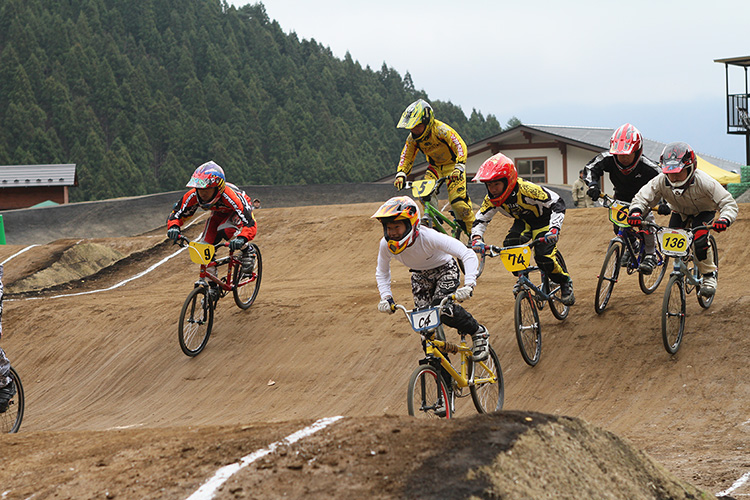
left=176, top=236, right=262, bottom=356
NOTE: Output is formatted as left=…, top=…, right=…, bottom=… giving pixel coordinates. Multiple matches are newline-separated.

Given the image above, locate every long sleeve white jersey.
left=631, top=170, right=738, bottom=223
left=375, top=226, right=479, bottom=300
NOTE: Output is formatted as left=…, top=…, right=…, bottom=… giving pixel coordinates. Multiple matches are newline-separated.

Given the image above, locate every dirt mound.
left=0, top=202, right=748, bottom=498
left=0, top=413, right=713, bottom=499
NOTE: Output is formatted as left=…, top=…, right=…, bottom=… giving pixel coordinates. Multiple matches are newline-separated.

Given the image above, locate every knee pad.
left=693, top=229, right=709, bottom=261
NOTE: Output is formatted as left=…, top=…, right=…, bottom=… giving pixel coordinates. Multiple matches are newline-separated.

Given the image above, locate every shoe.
left=241, top=249, right=256, bottom=275
left=701, top=273, right=717, bottom=297
left=434, top=399, right=446, bottom=417
left=639, top=254, right=657, bottom=275
left=620, top=247, right=631, bottom=267
left=0, top=380, right=16, bottom=413
left=471, top=326, right=490, bottom=362
left=560, top=280, right=575, bottom=306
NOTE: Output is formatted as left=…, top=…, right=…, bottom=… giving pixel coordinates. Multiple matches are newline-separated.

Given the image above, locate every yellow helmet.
left=397, top=99, right=434, bottom=131
left=371, top=196, right=421, bottom=254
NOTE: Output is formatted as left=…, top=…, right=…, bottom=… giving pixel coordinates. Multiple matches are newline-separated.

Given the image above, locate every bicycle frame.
left=601, top=194, right=655, bottom=272
left=182, top=237, right=255, bottom=294
left=407, top=177, right=469, bottom=239
left=484, top=242, right=558, bottom=302
left=395, top=297, right=495, bottom=390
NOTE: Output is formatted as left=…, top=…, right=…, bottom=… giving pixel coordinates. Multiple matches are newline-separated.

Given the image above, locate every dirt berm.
left=0, top=198, right=747, bottom=499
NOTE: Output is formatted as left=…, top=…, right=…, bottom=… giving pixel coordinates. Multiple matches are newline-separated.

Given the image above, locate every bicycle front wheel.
left=594, top=241, right=621, bottom=314
left=697, top=235, right=718, bottom=309
left=514, top=290, right=542, bottom=366
left=178, top=286, right=214, bottom=357
left=662, top=275, right=686, bottom=355
left=548, top=251, right=570, bottom=320
left=639, top=251, right=669, bottom=295
left=0, top=367, right=24, bottom=433
left=407, top=364, right=451, bottom=419
left=233, top=243, right=262, bottom=310
left=470, top=345, right=504, bottom=413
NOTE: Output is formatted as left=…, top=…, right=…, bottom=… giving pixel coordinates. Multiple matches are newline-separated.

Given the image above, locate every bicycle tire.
left=514, top=290, right=542, bottom=366
left=407, top=364, right=451, bottom=419
left=233, top=243, right=263, bottom=310
left=178, top=286, right=214, bottom=357
left=639, top=249, right=669, bottom=295
left=594, top=241, right=621, bottom=314
left=0, top=367, right=24, bottom=433
left=662, top=274, right=685, bottom=355
left=697, top=235, right=718, bottom=309
left=469, top=345, right=504, bottom=413
left=548, top=251, right=570, bottom=320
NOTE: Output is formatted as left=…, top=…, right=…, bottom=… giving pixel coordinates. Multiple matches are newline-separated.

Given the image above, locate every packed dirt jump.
left=0, top=198, right=748, bottom=499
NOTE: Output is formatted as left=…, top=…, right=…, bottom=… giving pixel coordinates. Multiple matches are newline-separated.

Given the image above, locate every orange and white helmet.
left=472, top=153, right=518, bottom=206
left=371, top=196, right=421, bottom=254
left=609, top=123, right=643, bottom=174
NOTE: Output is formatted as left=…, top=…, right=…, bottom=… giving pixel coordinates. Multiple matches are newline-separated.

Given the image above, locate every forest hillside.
left=0, top=0, right=504, bottom=201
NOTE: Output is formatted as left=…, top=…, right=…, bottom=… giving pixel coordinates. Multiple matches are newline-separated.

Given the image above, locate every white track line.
left=718, top=470, right=750, bottom=497
left=15, top=246, right=187, bottom=301
left=10, top=214, right=208, bottom=302
left=1, top=245, right=39, bottom=265
left=185, top=416, right=344, bottom=500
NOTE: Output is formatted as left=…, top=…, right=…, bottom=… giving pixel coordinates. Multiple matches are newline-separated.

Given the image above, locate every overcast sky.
left=228, top=0, right=750, bottom=166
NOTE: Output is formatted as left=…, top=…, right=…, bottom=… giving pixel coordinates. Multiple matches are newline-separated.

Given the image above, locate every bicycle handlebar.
left=392, top=294, right=454, bottom=316
left=474, top=238, right=545, bottom=258
left=404, top=176, right=450, bottom=195
left=175, top=235, right=232, bottom=250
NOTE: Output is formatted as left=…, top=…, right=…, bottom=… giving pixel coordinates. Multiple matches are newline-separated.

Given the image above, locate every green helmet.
left=397, top=99, right=434, bottom=130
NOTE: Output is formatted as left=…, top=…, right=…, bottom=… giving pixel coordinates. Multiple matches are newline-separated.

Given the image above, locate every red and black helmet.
left=609, top=123, right=643, bottom=174
left=660, top=142, right=697, bottom=189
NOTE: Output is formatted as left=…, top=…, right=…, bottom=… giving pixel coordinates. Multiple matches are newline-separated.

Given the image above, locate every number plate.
left=411, top=179, right=436, bottom=198
left=658, top=228, right=692, bottom=257
left=188, top=241, right=216, bottom=265
left=500, top=245, right=532, bottom=272
left=408, top=307, right=441, bottom=332
left=607, top=202, right=631, bottom=228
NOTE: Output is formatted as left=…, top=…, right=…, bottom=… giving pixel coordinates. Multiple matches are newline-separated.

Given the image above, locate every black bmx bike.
left=1, top=366, right=24, bottom=433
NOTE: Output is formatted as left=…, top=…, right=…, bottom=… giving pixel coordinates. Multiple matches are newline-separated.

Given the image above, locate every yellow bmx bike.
left=394, top=296, right=504, bottom=419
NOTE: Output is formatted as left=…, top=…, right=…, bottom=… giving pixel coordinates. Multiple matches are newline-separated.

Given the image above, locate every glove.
left=470, top=235, right=486, bottom=254
left=657, top=202, right=671, bottom=216
left=449, top=163, right=465, bottom=182
left=586, top=185, right=601, bottom=201
left=229, top=236, right=248, bottom=251
left=378, top=297, right=395, bottom=314
left=712, top=217, right=730, bottom=232
left=393, top=172, right=406, bottom=191
left=627, top=210, right=643, bottom=227
left=455, top=286, right=473, bottom=302
left=542, top=228, right=559, bottom=244
left=167, top=226, right=181, bottom=243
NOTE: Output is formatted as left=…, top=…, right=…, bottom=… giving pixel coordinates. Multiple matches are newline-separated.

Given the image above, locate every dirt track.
left=0, top=201, right=748, bottom=498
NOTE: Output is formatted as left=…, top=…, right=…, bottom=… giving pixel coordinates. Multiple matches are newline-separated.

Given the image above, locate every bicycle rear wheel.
left=470, top=345, right=504, bottom=413
left=178, top=286, right=214, bottom=357
left=0, top=367, right=24, bottom=433
left=639, top=250, right=669, bottom=295
left=548, top=251, right=570, bottom=320
left=514, top=290, right=542, bottom=366
left=594, top=241, right=621, bottom=314
left=697, top=235, right=718, bottom=309
left=407, top=364, right=451, bottom=419
left=233, top=243, right=262, bottom=309
left=662, top=275, right=686, bottom=354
